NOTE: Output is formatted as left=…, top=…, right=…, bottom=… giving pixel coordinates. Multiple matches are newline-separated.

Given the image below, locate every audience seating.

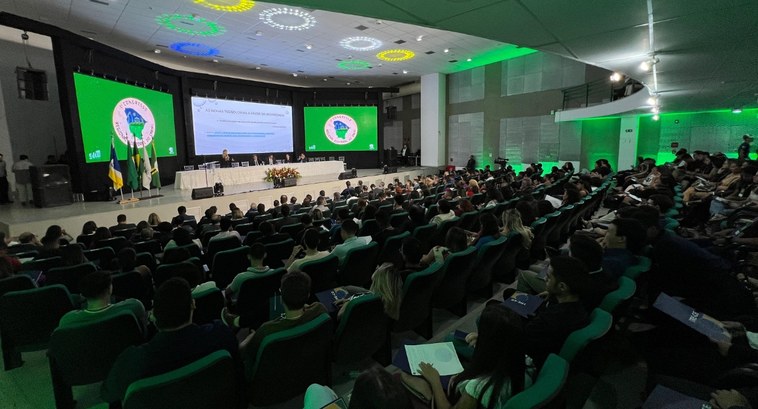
left=8, top=243, right=40, bottom=255
left=332, top=293, right=391, bottom=365
left=559, top=308, right=613, bottom=363
left=83, top=247, right=116, bottom=267
left=205, top=236, right=241, bottom=269
left=48, top=311, right=143, bottom=409
left=235, top=268, right=286, bottom=330
left=389, top=212, right=409, bottom=228
left=358, top=219, right=379, bottom=237
left=154, top=259, right=202, bottom=288
left=111, top=271, right=151, bottom=308
left=280, top=223, right=304, bottom=239
left=412, top=223, right=437, bottom=252
left=433, top=217, right=460, bottom=246
left=300, top=254, right=340, bottom=293
left=338, top=242, right=379, bottom=287
left=599, top=277, right=637, bottom=314
left=133, top=239, right=161, bottom=255
left=0, top=285, right=75, bottom=370
left=235, top=222, right=256, bottom=237
left=162, top=244, right=202, bottom=263
left=0, top=275, right=36, bottom=298
left=135, top=252, right=157, bottom=274
left=45, top=263, right=97, bottom=294
left=317, top=230, right=332, bottom=251
left=19, top=256, right=63, bottom=273
left=211, top=246, right=251, bottom=289
left=123, top=350, right=242, bottom=409
left=432, top=246, right=478, bottom=316
left=191, top=287, right=225, bottom=325
left=377, top=231, right=410, bottom=263
left=394, top=262, right=443, bottom=339
left=467, top=236, right=508, bottom=295
left=503, top=353, right=569, bottom=409
left=94, top=237, right=130, bottom=254
left=245, top=313, right=332, bottom=406
left=623, top=256, right=651, bottom=280
left=264, top=239, right=295, bottom=269
left=243, top=230, right=264, bottom=245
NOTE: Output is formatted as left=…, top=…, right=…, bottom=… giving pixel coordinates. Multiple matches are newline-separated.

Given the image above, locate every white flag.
left=141, top=145, right=152, bottom=190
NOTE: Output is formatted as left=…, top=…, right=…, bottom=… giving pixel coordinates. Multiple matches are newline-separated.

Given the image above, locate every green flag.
left=136, top=139, right=144, bottom=190
left=126, top=138, right=139, bottom=191
left=150, top=141, right=161, bottom=189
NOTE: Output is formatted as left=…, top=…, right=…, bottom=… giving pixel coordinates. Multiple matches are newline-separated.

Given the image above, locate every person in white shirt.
left=209, top=218, right=241, bottom=243
left=12, top=155, right=33, bottom=206
left=225, top=242, right=271, bottom=299
left=286, top=229, right=330, bottom=273
left=330, top=220, right=371, bottom=264
left=430, top=199, right=457, bottom=226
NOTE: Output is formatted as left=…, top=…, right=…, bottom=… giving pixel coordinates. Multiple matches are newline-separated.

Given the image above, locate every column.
left=420, top=73, right=446, bottom=167
left=618, top=115, right=639, bottom=171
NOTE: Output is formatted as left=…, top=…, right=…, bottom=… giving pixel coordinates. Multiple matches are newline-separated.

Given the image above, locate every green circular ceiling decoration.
left=156, top=14, right=226, bottom=36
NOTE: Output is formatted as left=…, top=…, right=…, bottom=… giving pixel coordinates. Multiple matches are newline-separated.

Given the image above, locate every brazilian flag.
left=126, top=138, right=140, bottom=191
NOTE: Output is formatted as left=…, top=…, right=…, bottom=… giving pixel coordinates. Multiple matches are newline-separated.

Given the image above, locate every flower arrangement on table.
left=264, top=167, right=302, bottom=182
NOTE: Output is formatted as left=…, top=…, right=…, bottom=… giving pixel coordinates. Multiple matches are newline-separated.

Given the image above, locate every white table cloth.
left=174, top=161, right=345, bottom=190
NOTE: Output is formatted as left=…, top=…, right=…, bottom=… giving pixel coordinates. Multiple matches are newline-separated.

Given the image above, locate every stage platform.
left=0, top=166, right=437, bottom=238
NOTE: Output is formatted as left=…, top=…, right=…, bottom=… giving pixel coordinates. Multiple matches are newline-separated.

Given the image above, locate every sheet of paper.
left=405, top=342, right=463, bottom=376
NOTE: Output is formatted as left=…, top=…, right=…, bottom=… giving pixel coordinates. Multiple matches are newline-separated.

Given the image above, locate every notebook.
left=503, top=293, right=545, bottom=318
left=652, top=293, right=729, bottom=342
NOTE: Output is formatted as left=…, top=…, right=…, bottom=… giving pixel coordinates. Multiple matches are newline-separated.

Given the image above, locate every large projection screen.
left=191, top=97, right=294, bottom=155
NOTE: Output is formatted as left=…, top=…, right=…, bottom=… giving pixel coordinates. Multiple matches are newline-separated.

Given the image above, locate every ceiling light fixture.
left=339, top=36, right=382, bottom=51
left=156, top=14, right=225, bottom=36
left=443, top=48, right=450, bottom=53
left=169, top=42, right=220, bottom=56
left=651, top=106, right=660, bottom=114
left=259, top=7, right=316, bottom=31
left=305, top=44, right=313, bottom=50
left=640, top=56, right=659, bottom=72
left=376, top=49, right=415, bottom=62
left=338, top=60, right=372, bottom=70
left=652, top=114, right=660, bottom=121
left=609, top=72, right=622, bottom=82
left=402, top=70, right=408, bottom=74
left=194, top=0, right=255, bottom=12
left=153, top=49, right=161, bottom=54
left=466, top=58, right=472, bottom=62
left=346, top=82, right=351, bottom=85
left=646, top=95, right=658, bottom=105
left=416, top=35, right=424, bottom=42
left=292, top=73, right=298, bottom=77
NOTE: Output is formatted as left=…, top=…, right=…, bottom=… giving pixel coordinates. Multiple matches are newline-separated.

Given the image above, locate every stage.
left=0, top=166, right=437, bottom=238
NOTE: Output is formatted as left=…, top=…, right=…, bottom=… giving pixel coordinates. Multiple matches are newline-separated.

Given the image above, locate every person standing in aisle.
left=12, top=155, right=33, bottom=206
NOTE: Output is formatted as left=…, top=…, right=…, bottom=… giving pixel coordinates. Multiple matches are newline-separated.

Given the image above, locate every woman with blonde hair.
left=501, top=208, right=533, bottom=250
left=337, top=261, right=403, bottom=321
left=147, top=213, right=161, bottom=226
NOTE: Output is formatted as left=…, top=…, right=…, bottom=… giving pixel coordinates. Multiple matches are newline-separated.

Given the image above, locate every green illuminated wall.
left=580, top=118, right=620, bottom=170
left=637, top=109, right=758, bottom=164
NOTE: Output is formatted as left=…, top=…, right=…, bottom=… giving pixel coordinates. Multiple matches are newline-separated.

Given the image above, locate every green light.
left=337, top=60, right=372, bottom=70
left=445, top=45, right=536, bottom=73
left=156, top=14, right=226, bottom=37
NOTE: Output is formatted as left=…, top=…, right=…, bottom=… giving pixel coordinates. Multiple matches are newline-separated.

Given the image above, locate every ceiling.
left=1, top=0, right=757, bottom=112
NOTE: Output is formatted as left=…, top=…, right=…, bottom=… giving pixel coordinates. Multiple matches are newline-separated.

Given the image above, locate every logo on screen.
left=112, top=98, right=156, bottom=148
left=324, top=114, right=358, bottom=145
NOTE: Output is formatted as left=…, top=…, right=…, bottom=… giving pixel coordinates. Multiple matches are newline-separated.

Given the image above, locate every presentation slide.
left=73, top=73, right=177, bottom=164
left=304, top=106, right=378, bottom=152
left=191, top=97, right=293, bottom=155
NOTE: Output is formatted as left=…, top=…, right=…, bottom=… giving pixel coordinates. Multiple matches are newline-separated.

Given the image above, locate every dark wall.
left=1, top=13, right=390, bottom=195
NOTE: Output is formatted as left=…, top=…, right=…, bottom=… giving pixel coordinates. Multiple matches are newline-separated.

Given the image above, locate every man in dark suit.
left=220, top=149, right=234, bottom=168
left=298, top=153, right=307, bottom=163
left=110, top=214, right=136, bottom=234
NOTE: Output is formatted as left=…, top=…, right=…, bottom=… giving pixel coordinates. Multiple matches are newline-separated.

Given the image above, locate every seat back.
left=412, top=223, right=437, bottom=253
left=599, top=276, right=637, bottom=313
left=433, top=217, right=460, bottom=246
left=559, top=308, right=613, bottom=363
left=19, top=256, right=63, bottom=273
left=467, top=236, right=508, bottom=292
left=358, top=219, right=379, bottom=237
left=333, top=294, right=390, bottom=365
left=377, top=231, right=411, bottom=263
left=457, top=211, right=480, bottom=231
left=135, top=252, right=157, bottom=274
left=235, top=222, right=257, bottom=237
left=0, top=275, right=36, bottom=298
left=45, top=262, right=98, bottom=294
left=389, top=212, right=409, bottom=228
left=133, top=239, right=162, bottom=255
left=155, top=260, right=201, bottom=288
left=504, top=354, right=569, bottom=409
left=236, top=268, right=286, bottom=330
left=264, top=239, right=295, bottom=269
left=48, top=311, right=143, bottom=386
left=7, top=243, right=39, bottom=255
left=432, top=246, right=478, bottom=312
left=206, top=236, right=241, bottom=269
left=0, top=285, right=74, bottom=370
left=243, top=230, right=264, bottom=245
left=211, top=246, right=251, bottom=289
left=279, top=223, right=304, bottom=239
left=192, top=287, right=225, bottom=325
left=300, top=254, right=340, bottom=293
left=623, top=256, right=651, bottom=280
left=394, top=263, right=443, bottom=337
left=338, top=242, right=379, bottom=287
left=112, top=271, right=151, bottom=307
left=246, top=314, right=333, bottom=406
left=94, top=237, right=129, bottom=253
left=123, top=350, right=239, bottom=409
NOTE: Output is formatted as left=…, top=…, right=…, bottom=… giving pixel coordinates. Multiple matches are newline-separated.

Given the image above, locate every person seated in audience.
left=257, top=221, right=290, bottom=245
left=231, top=207, right=245, bottom=220
left=110, top=214, right=136, bottom=234
left=341, top=181, right=355, bottom=198
left=154, top=222, right=173, bottom=248
left=683, top=159, right=741, bottom=203
left=501, top=208, right=534, bottom=251
left=398, top=237, right=425, bottom=279
left=147, top=214, right=163, bottom=226
left=522, top=256, right=590, bottom=367
left=329, top=208, right=351, bottom=245
left=174, top=261, right=216, bottom=295
left=164, top=227, right=201, bottom=252
left=0, top=236, right=21, bottom=272
left=101, top=278, right=241, bottom=404
left=225, top=242, right=270, bottom=300
left=310, top=196, right=329, bottom=214
left=304, top=366, right=413, bottom=409
left=170, top=206, right=195, bottom=228
left=286, top=229, right=330, bottom=273
left=45, top=225, right=73, bottom=246
left=403, top=205, right=426, bottom=233
left=421, top=227, right=468, bottom=265
left=60, top=243, right=88, bottom=266
left=239, top=271, right=327, bottom=356
left=289, top=196, right=301, bottom=212
left=359, top=205, right=377, bottom=229
left=58, top=271, right=147, bottom=333
left=455, top=198, right=475, bottom=217
left=566, top=234, right=617, bottom=310
left=430, top=199, right=456, bottom=226
left=336, top=260, right=403, bottom=320
left=420, top=304, right=529, bottom=409
left=331, top=220, right=371, bottom=265
left=709, top=167, right=758, bottom=220
left=196, top=210, right=221, bottom=237
left=601, top=217, right=647, bottom=278
left=133, top=224, right=155, bottom=244
left=209, top=218, right=241, bottom=244
left=276, top=204, right=300, bottom=231
left=111, top=247, right=151, bottom=277
left=515, top=200, right=537, bottom=226
left=244, top=203, right=258, bottom=220
left=294, top=214, right=323, bottom=244
left=472, top=213, right=501, bottom=249
left=0, top=257, right=15, bottom=279
left=351, top=198, right=367, bottom=217
left=81, top=221, right=98, bottom=236
left=37, top=235, right=64, bottom=259
left=17, top=231, right=42, bottom=247
left=371, top=210, right=398, bottom=250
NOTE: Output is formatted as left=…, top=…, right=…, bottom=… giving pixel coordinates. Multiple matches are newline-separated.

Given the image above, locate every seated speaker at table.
left=220, top=149, right=234, bottom=168
left=251, top=154, right=262, bottom=166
